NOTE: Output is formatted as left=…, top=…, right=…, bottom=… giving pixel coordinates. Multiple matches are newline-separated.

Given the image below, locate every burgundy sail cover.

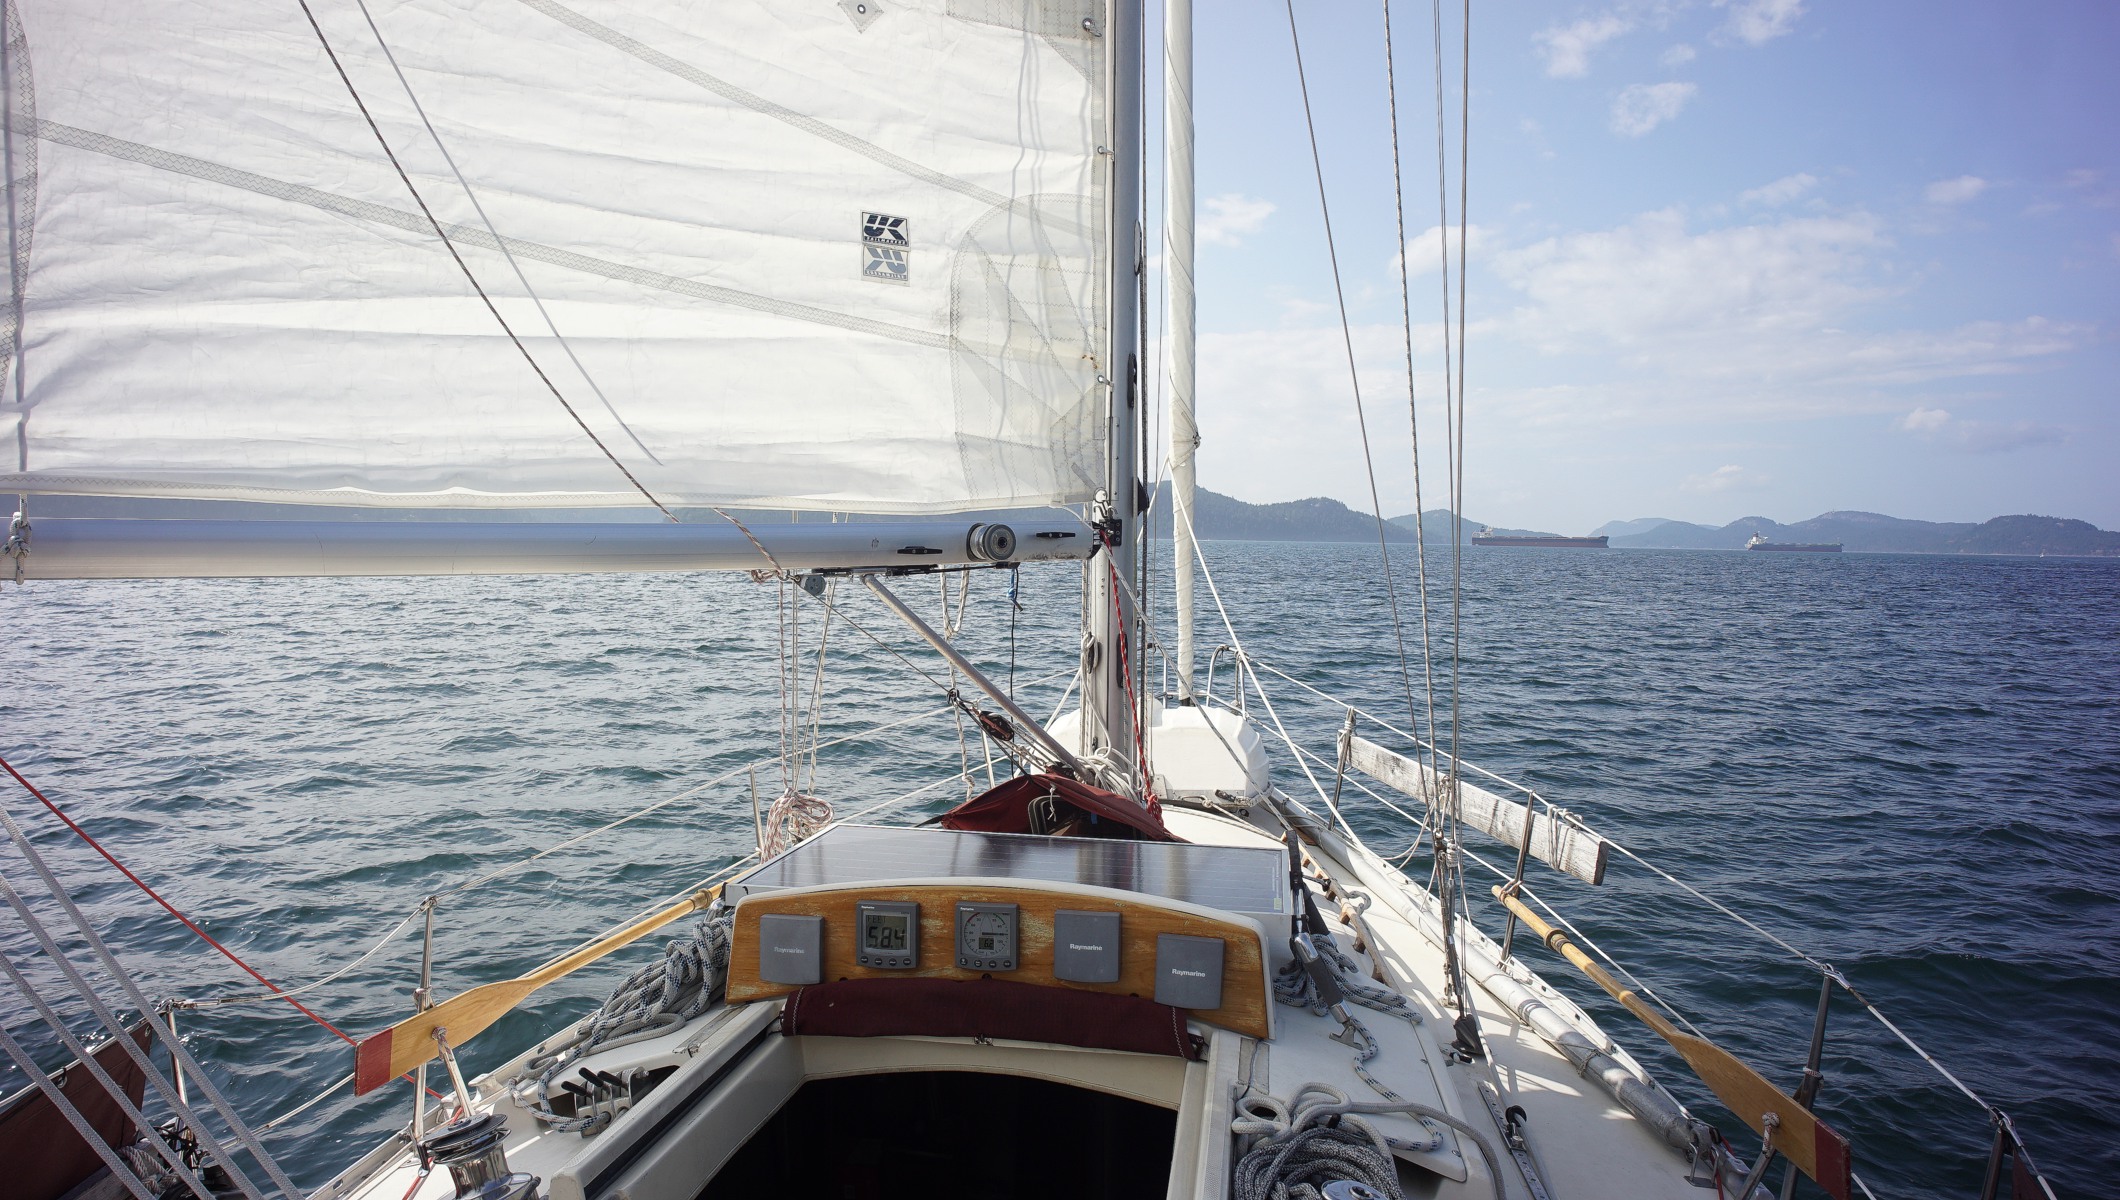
left=934, top=773, right=1182, bottom=842
left=781, top=976, right=1203, bottom=1059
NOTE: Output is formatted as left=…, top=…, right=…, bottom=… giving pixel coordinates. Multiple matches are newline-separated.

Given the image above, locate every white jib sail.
left=0, top=0, right=1112, bottom=513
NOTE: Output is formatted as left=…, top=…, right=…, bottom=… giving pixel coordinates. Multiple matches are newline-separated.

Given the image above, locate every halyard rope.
left=1271, top=929, right=1437, bottom=1142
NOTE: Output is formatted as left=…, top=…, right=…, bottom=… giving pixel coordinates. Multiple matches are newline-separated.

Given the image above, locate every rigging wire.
left=1443, top=0, right=1474, bottom=898
left=175, top=907, right=425, bottom=1010
left=1277, top=0, right=1425, bottom=765
left=1455, top=845, right=1708, bottom=1039
left=346, top=0, right=659, bottom=466
left=1409, top=0, right=1479, bottom=1036
left=1378, top=0, right=1446, bottom=807
left=0, top=753, right=352, bottom=1042
left=290, top=0, right=674, bottom=521
left=1162, top=489, right=1333, bottom=808
left=0, top=808, right=304, bottom=1200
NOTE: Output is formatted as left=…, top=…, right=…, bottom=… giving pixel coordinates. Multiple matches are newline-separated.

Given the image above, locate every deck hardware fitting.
left=1479, top=1080, right=1553, bottom=1200
left=413, top=896, right=437, bottom=1140
left=430, top=1026, right=476, bottom=1114
left=1782, top=972, right=1834, bottom=1200
left=1736, top=1113, right=1781, bottom=1196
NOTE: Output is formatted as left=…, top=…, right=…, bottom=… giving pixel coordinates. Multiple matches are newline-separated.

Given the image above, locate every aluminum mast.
left=1164, top=0, right=1198, bottom=700
left=1079, top=0, right=1146, bottom=792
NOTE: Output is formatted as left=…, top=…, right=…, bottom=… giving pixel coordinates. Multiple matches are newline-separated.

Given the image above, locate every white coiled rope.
left=1272, top=930, right=1439, bottom=1149
left=1233, top=1084, right=1506, bottom=1200
left=1233, top=1085, right=1404, bottom=1200
left=516, top=914, right=733, bottom=1132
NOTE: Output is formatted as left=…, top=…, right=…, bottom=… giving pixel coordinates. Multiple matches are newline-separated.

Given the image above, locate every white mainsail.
left=1, top=0, right=1112, bottom=513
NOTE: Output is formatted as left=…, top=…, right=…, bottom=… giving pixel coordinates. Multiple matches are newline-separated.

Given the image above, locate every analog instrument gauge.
left=955, top=902, right=1018, bottom=971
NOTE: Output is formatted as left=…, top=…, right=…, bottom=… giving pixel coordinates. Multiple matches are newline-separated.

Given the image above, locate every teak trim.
left=726, top=880, right=1271, bottom=1040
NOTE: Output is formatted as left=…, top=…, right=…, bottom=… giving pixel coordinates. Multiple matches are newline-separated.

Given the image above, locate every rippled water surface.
left=4, top=544, right=2115, bottom=1197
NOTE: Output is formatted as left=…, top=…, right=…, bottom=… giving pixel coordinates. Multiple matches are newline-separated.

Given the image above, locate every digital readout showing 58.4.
left=863, top=913, right=910, bottom=951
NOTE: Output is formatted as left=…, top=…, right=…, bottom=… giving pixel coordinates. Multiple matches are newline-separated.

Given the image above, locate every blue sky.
left=1163, top=0, right=2119, bottom=530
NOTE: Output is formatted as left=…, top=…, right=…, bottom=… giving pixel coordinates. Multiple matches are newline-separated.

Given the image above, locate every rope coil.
left=1232, top=1085, right=1404, bottom=1200
left=516, top=913, right=733, bottom=1133
left=1272, top=930, right=1438, bottom=1151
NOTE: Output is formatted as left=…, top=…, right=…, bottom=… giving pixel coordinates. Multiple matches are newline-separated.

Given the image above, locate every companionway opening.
left=695, top=1070, right=1178, bottom=1199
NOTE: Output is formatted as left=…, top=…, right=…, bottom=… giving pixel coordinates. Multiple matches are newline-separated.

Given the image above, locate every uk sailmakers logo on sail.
left=862, top=212, right=909, bottom=284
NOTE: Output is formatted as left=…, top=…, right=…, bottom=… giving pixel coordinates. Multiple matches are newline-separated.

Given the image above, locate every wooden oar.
left=354, top=885, right=722, bottom=1096
left=1492, top=887, right=1851, bottom=1200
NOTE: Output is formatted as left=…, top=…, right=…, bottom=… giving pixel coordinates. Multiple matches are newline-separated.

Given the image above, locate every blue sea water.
left=2, top=543, right=2115, bottom=1197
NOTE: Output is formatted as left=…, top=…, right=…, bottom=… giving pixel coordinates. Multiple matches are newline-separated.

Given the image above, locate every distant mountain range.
left=1589, top=512, right=2120, bottom=556
left=1145, top=486, right=2118, bottom=557
left=30, top=490, right=2120, bottom=557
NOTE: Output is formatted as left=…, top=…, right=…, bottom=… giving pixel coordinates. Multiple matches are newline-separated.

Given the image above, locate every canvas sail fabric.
left=0, top=0, right=1110, bottom=512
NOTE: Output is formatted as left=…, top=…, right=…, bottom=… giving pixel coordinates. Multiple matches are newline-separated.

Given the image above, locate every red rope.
left=3, top=753, right=452, bottom=1107
left=0, top=752, right=355, bottom=1041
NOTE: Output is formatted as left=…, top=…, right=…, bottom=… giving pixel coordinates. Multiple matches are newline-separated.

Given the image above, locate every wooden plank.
left=353, top=885, right=722, bottom=1095
left=1495, top=888, right=1852, bottom=1200
left=725, top=882, right=1271, bottom=1040
left=1349, top=736, right=1609, bottom=885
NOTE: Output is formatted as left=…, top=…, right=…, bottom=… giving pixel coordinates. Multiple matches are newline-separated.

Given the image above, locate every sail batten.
left=1, top=0, right=1111, bottom=513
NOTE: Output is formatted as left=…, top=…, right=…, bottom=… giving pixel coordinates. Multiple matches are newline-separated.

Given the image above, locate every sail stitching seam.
left=514, top=0, right=1012, bottom=210
left=25, top=119, right=954, bottom=350
left=293, top=0, right=675, bottom=520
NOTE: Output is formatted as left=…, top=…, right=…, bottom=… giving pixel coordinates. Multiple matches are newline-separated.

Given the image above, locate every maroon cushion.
left=934, top=773, right=1183, bottom=842
left=780, top=977, right=1203, bottom=1060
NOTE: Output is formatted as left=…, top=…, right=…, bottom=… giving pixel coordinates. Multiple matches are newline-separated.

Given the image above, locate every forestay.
left=1348, top=736, right=1610, bottom=886
left=0, top=0, right=1111, bottom=512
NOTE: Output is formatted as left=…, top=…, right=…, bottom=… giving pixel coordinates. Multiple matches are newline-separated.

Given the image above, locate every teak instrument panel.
left=725, top=880, right=1271, bottom=1040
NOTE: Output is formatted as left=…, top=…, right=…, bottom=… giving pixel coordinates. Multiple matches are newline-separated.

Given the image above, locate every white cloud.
left=1198, top=194, right=1276, bottom=247
left=1484, top=207, right=2082, bottom=412
left=1398, top=224, right=1493, bottom=276
left=1924, top=175, right=1989, bottom=205
left=1741, top=173, right=1818, bottom=206
left=1682, top=464, right=1768, bottom=493
left=1183, top=203, right=2084, bottom=510
left=1611, top=82, right=1698, bottom=137
left=1661, top=43, right=1698, bottom=67
left=1895, top=406, right=2067, bottom=452
left=1493, top=208, right=1884, bottom=351
left=1535, top=12, right=1633, bottom=78
left=1717, top=0, right=1805, bottom=46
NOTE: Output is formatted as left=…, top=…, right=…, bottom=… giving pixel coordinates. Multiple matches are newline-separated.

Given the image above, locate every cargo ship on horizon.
left=1472, top=528, right=1609, bottom=548
left=1747, top=533, right=1843, bottom=553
